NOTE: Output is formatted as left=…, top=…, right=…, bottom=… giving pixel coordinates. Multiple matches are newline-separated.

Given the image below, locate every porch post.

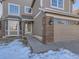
left=22, top=21, right=25, bottom=36
left=1, top=20, right=5, bottom=37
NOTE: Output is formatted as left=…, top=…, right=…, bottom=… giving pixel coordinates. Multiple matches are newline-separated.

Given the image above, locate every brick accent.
left=2, top=20, right=6, bottom=37
left=42, top=16, right=54, bottom=44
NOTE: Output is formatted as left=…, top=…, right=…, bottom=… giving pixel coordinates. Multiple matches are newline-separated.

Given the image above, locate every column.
left=42, top=16, right=54, bottom=44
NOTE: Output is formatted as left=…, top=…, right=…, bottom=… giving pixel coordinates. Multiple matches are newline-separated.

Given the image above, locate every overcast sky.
left=0, top=0, right=79, bottom=17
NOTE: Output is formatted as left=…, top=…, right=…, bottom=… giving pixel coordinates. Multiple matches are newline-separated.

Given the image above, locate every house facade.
left=32, top=0, right=79, bottom=43
left=0, top=0, right=33, bottom=38
left=0, top=0, right=79, bottom=44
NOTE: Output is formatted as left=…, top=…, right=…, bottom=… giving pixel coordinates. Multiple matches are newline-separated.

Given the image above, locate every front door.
left=8, top=20, right=19, bottom=36
left=25, top=22, right=32, bottom=34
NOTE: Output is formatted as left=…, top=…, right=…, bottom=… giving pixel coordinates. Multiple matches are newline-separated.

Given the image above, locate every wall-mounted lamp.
left=49, top=19, right=54, bottom=25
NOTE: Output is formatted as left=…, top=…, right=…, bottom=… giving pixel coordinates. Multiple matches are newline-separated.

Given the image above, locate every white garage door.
left=54, top=18, right=79, bottom=42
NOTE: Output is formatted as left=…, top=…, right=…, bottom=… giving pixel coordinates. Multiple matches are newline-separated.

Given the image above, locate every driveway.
left=28, top=36, right=79, bottom=54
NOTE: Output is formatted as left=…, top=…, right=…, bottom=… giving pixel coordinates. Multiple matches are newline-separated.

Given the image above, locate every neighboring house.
left=73, top=9, right=79, bottom=15
left=32, top=0, right=79, bottom=43
left=0, top=0, right=33, bottom=37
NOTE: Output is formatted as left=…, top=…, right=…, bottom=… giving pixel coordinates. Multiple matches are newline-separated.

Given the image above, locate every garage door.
left=54, top=18, right=79, bottom=42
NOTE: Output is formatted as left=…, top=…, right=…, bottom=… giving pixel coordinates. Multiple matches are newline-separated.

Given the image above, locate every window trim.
left=8, top=3, right=20, bottom=16
left=24, top=6, right=32, bottom=14
left=50, top=0, right=64, bottom=10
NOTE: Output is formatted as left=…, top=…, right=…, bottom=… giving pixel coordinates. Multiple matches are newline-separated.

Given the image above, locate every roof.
left=39, top=8, right=79, bottom=19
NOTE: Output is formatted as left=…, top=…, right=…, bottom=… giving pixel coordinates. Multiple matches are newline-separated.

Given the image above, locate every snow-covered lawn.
left=0, top=39, right=79, bottom=59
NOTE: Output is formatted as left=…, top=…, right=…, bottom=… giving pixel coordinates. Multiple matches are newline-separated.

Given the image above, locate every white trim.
left=24, top=6, right=32, bottom=14
left=5, top=18, right=20, bottom=21
left=8, top=3, right=20, bottom=16
left=40, top=8, right=69, bottom=14
left=50, top=0, right=64, bottom=10
left=46, top=13, right=79, bottom=21
left=22, top=19, right=33, bottom=21
left=5, top=35, right=20, bottom=37
left=34, top=11, right=42, bottom=18
left=39, top=8, right=79, bottom=18
left=40, top=0, right=43, bottom=8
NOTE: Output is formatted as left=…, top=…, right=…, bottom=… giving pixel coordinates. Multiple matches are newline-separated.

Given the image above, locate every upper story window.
left=24, top=6, right=32, bottom=14
left=51, top=0, right=64, bottom=10
left=8, top=3, right=20, bottom=16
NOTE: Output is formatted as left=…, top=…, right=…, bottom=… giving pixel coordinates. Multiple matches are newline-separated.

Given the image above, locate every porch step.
left=33, top=35, right=42, bottom=42
left=1, top=36, right=21, bottom=40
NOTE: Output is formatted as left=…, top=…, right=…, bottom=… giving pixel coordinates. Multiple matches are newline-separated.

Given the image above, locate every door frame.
left=25, top=22, right=32, bottom=34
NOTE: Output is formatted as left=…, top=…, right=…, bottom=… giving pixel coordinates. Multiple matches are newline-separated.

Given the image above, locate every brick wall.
left=42, top=16, right=54, bottom=44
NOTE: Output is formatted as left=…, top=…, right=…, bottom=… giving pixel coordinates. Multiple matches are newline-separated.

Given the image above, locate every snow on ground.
left=0, top=39, right=79, bottom=59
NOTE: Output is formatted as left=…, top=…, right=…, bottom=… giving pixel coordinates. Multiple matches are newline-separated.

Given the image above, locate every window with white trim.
left=24, top=6, right=32, bottom=13
left=51, top=0, right=64, bottom=9
left=8, top=3, right=20, bottom=16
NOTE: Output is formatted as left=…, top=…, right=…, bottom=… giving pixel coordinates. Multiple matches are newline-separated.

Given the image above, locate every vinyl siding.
left=32, top=0, right=40, bottom=17
left=32, top=12, right=44, bottom=36
left=2, top=0, right=31, bottom=18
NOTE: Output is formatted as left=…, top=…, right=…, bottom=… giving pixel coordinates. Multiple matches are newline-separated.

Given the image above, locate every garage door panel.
left=54, top=24, right=79, bottom=42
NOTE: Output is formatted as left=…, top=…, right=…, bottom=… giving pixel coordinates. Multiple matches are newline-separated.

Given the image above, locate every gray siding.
left=32, top=0, right=40, bottom=17
left=32, top=12, right=44, bottom=36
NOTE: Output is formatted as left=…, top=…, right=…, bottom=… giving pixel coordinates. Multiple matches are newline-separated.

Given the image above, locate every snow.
left=0, top=39, right=79, bottom=59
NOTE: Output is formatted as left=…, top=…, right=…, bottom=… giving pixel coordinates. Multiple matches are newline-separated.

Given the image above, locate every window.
left=24, top=6, right=32, bottom=13
left=25, top=22, right=32, bottom=34
left=8, top=3, right=20, bottom=16
left=51, top=0, right=57, bottom=7
left=51, top=0, right=64, bottom=9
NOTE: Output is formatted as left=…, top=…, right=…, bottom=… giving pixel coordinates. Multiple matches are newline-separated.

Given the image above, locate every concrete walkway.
left=27, top=36, right=79, bottom=54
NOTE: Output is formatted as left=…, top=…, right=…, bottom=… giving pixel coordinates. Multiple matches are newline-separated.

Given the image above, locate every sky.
left=73, top=0, right=79, bottom=10
left=0, top=0, right=79, bottom=17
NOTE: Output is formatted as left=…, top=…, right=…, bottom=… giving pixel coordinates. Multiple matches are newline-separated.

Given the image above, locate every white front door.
left=25, top=22, right=32, bottom=34
left=8, top=20, right=19, bottom=36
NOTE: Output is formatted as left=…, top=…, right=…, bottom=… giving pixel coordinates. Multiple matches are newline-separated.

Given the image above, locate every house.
left=0, top=0, right=79, bottom=44
left=73, top=9, right=79, bottom=15
left=32, top=0, right=79, bottom=43
left=0, top=0, right=33, bottom=38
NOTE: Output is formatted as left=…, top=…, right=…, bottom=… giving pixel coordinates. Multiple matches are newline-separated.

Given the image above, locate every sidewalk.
left=27, top=36, right=79, bottom=54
